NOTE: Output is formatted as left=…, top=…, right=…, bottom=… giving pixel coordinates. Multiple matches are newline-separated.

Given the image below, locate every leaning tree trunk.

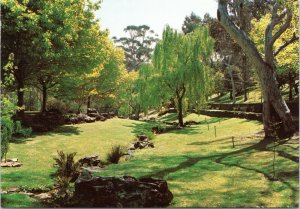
left=217, top=0, right=295, bottom=138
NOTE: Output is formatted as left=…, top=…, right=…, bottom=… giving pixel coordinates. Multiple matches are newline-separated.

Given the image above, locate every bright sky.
left=94, top=0, right=218, bottom=38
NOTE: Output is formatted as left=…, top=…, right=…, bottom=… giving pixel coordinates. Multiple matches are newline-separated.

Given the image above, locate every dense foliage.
left=138, top=26, right=214, bottom=126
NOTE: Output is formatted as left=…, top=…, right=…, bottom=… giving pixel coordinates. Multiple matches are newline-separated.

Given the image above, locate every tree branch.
left=265, top=5, right=293, bottom=62
left=274, top=33, right=298, bottom=57
left=217, top=1, right=265, bottom=65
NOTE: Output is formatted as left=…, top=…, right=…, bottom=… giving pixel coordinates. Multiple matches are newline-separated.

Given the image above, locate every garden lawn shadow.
left=125, top=121, right=200, bottom=136
left=49, top=125, right=81, bottom=136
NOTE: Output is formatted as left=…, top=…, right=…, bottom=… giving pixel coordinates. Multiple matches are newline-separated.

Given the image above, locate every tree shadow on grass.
left=142, top=136, right=298, bottom=206
left=159, top=113, right=178, bottom=122
left=48, top=125, right=81, bottom=136
left=124, top=121, right=200, bottom=136
left=198, top=117, right=229, bottom=124
left=187, top=136, right=232, bottom=146
left=10, top=138, right=34, bottom=144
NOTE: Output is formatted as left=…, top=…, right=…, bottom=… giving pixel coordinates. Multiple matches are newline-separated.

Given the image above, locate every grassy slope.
left=1, top=115, right=299, bottom=207
left=210, top=85, right=298, bottom=104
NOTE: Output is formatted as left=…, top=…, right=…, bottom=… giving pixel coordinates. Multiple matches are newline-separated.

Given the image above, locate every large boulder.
left=73, top=174, right=173, bottom=207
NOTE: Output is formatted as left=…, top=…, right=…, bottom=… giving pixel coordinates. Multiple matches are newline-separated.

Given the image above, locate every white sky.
left=94, top=0, right=218, bottom=38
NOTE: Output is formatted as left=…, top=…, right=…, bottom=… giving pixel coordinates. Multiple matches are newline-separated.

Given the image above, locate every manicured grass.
left=1, top=115, right=298, bottom=208
left=98, top=114, right=299, bottom=207
left=1, top=118, right=139, bottom=190
left=1, top=193, right=44, bottom=208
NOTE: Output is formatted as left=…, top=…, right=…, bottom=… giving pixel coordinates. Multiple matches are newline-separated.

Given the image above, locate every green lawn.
left=209, top=85, right=298, bottom=104
left=1, top=115, right=299, bottom=207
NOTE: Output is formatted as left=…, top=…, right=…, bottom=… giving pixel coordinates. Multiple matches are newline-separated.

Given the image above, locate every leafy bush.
left=47, top=98, right=69, bottom=114
left=52, top=151, right=80, bottom=204
left=52, top=150, right=81, bottom=183
left=1, top=97, right=16, bottom=160
left=106, top=145, right=125, bottom=164
left=14, top=121, right=32, bottom=138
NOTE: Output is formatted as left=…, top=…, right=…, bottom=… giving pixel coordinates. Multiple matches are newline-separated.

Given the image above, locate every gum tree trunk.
left=217, top=0, right=295, bottom=138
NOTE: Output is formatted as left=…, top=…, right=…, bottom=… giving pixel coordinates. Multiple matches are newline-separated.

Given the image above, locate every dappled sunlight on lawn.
left=2, top=115, right=299, bottom=207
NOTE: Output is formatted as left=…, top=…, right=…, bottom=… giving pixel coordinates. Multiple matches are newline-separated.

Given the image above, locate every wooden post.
left=232, top=136, right=235, bottom=148
left=214, top=126, right=217, bottom=138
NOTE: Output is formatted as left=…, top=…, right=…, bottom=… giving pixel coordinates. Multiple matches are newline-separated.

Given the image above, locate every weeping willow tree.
left=138, top=26, right=214, bottom=127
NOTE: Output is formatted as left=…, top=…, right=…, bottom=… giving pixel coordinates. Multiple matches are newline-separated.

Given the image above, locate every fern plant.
left=52, top=150, right=81, bottom=183
left=52, top=151, right=81, bottom=203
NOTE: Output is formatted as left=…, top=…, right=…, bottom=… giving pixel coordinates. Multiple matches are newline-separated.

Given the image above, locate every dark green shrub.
left=47, top=98, right=69, bottom=114
left=52, top=151, right=81, bottom=204
left=106, top=145, right=125, bottom=164
left=52, top=151, right=80, bottom=183
left=14, top=121, right=32, bottom=138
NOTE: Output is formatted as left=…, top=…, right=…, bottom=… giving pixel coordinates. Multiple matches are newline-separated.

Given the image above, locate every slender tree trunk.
left=87, top=96, right=91, bottom=109
left=217, top=1, right=295, bottom=138
left=134, top=104, right=140, bottom=120
left=228, top=65, right=236, bottom=104
left=243, top=85, right=248, bottom=102
left=242, top=56, right=248, bottom=102
left=41, top=83, right=47, bottom=113
left=16, top=80, right=25, bottom=118
left=294, top=82, right=299, bottom=94
left=177, top=96, right=184, bottom=127
left=29, top=89, right=33, bottom=111
left=77, top=105, right=82, bottom=114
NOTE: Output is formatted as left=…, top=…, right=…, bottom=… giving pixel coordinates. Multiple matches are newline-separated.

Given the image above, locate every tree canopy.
left=138, top=26, right=214, bottom=126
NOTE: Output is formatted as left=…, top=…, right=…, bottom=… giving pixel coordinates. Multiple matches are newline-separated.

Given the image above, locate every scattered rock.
left=84, top=116, right=96, bottom=123
left=87, top=108, right=98, bottom=114
left=78, top=155, right=102, bottom=167
left=73, top=174, right=173, bottom=207
left=165, top=121, right=178, bottom=126
left=128, top=135, right=154, bottom=151
left=34, top=192, right=52, bottom=200
left=6, top=187, right=20, bottom=193
left=1, top=159, right=22, bottom=167
left=152, top=125, right=182, bottom=134
left=138, top=134, right=147, bottom=141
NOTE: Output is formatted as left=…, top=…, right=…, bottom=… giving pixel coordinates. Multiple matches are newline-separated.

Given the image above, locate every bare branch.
left=274, top=33, right=298, bottom=57
left=265, top=5, right=293, bottom=60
